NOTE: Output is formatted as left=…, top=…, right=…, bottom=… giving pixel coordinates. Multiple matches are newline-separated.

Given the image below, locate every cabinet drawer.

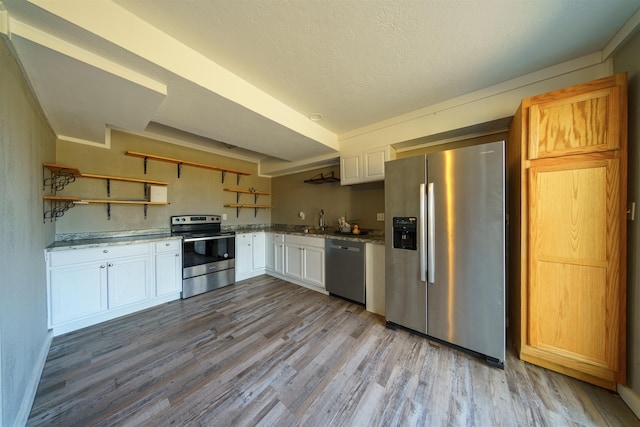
left=236, top=233, right=252, bottom=244
left=285, top=235, right=325, bottom=248
left=155, top=239, right=181, bottom=253
left=49, top=243, right=150, bottom=267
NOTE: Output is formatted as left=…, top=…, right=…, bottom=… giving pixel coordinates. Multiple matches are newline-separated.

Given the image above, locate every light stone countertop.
left=45, top=226, right=385, bottom=252
left=46, top=232, right=177, bottom=252
left=233, top=227, right=385, bottom=245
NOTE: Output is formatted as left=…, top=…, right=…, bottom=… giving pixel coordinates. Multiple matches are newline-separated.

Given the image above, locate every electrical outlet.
left=377, top=213, right=385, bottom=221
left=222, top=213, right=227, bottom=220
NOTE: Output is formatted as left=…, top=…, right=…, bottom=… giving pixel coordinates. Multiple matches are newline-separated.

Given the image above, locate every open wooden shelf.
left=43, top=163, right=81, bottom=176
left=79, top=173, right=168, bottom=186
left=43, top=195, right=81, bottom=202
left=224, top=187, right=271, bottom=204
left=223, top=188, right=271, bottom=195
left=126, top=151, right=251, bottom=184
left=42, top=195, right=169, bottom=222
left=42, top=163, right=171, bottom=221
left=224, top=203, right=274, bottom=218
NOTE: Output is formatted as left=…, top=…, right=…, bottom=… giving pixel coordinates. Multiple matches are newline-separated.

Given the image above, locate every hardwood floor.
left=28, top=275, right=639, bottom=426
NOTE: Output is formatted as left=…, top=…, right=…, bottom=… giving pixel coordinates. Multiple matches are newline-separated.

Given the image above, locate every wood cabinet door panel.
left=528, top=157, right=620, bottom=374
left=528, top=79, right=621, bottom=159
left=532, top=261, right=608, bottom=365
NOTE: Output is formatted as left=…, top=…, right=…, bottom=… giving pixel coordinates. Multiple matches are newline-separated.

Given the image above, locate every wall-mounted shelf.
left=42, top=163, right=170, bottom=222
left=42, top=195, right=81, bottom=222
left=303, top=171, right=340, bottom=184
left=42, top=195, right=169, bottom=221
left=224, top=188, right=271, bottom=204
left=43, top=163, right=81, bottom=192
left=43, top=163, right=168, bottom=196
left=125, top=151, right=251, bottom=184
left=79, top=173, right=167, bottom=197
left=224, top=203, right=274, bottom=218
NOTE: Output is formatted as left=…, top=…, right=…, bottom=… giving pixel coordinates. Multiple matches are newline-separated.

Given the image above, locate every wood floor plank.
left=27, top=275, right=640, bottom=427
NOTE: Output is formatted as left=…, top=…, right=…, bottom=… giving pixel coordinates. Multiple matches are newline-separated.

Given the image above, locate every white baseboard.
left=15, top=329, right=53, bottom=426
left=618, top=383, right=640, bottom=419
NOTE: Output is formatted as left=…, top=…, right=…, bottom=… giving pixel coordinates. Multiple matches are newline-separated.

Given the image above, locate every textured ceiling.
left=2, top=0, right=640, bottom=171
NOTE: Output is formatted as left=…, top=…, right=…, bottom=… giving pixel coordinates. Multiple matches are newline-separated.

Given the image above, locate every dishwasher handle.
left=329, top=243, right=361, bottom=253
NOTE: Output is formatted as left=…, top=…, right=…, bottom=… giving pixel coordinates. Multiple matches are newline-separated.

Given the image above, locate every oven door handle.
left=183, top=235, right=234, bottom=243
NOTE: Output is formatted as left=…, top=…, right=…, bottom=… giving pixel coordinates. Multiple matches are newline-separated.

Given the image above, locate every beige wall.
left=0, top=37, right=56, bottom=426
left=54, top=130, right=271, bottom=234
left=271, top=165, right=385, bottom=232
left=614, top=32, right=640, bottom=398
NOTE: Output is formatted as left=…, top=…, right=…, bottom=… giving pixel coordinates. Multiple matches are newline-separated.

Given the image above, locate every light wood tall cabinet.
left=509, top=73, right=628, bottom=390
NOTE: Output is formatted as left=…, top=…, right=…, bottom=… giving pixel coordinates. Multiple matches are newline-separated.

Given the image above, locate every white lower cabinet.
left=49, top=262, right=108, bottom=326
left=283, top=235, right=325, bottom=290
left=154, top=239, right=182, bottom=297
left=235, top=232, right=266, bottom=281
left=302, top=245, right=324, bottom=288
left=106, top=255, right=152, bottom=309
left=266, top=232, right=285, bottom=275
left=46, top=238, right=182, bottom=336
left=365, top=243, right=385, bottom=316
left=284, top=243, right=304, bottom=281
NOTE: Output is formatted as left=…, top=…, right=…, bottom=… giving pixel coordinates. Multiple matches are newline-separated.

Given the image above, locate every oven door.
left=182, top=234, right=235, bottom=279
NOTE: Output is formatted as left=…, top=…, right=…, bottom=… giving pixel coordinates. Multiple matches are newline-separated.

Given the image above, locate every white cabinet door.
left=252, top=232, right=266, bottom=270
left=154, top=239, right=182, bottom=297
left=285, top=243, right=304, bottom=281
left=235, top=233, right=253, bottom=279
left=265, top=233, right=275, bottom=271
left=363, top=147, right=387, bottom=181
left=107, top=256, right=152, bottom=309
left=340, top=153, right=362, bottom=185
left=341, top=146, right=395, bottom=185
left=274, top=242, right=285, bottom=275
left=49, top=262, right=108, bottom=326
left=155, top=251, right=181, bottom=296
left=303, top=246, right=325, bottom=288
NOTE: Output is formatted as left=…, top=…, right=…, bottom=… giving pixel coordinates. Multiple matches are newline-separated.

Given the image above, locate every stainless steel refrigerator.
left=385, top=140, right=506, bottom=367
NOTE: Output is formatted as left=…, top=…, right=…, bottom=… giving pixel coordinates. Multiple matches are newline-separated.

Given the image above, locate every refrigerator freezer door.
left=426, top=141, right=506, bottom=363
left=385, top=155, right=427, bottom=334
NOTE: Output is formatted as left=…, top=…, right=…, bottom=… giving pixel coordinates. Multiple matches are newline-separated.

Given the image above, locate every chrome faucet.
left=319, top=209, right=326, bottom=231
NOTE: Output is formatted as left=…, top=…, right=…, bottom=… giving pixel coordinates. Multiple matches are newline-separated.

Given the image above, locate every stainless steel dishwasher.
left=325, top=239, right=365, bottom=304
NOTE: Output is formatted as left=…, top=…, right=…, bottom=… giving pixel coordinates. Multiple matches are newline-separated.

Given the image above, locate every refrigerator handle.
left=427, top=182, right=435, bottom=284
left=419, top=183, right=427, bottom=282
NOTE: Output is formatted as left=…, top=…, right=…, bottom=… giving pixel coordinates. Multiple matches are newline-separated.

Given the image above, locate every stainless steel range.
left=171, top=215, right=235, bottom=298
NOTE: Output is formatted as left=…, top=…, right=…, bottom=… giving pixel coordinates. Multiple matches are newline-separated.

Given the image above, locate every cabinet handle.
left=166, top=243, right=170, bottom=246
left=103, top=249, right=109, bottom=253
left=108, top=263, right=113, bottom=267
left=175, top=253, right=179, bottom=257
left=100, top=265, right=106, bottom=268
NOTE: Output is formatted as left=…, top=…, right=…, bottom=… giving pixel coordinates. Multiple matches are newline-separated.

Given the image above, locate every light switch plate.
left=222, top=213, right=228, bottom=220
left=377, top=213, right=385, bottom=221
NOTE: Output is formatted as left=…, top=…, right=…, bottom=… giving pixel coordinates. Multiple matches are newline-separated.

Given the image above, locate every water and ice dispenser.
left=392, top=217, right=417, bottom=250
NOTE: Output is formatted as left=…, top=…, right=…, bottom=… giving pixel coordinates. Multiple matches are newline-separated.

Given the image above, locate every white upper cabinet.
left=340, top=146, right=395, bottom=185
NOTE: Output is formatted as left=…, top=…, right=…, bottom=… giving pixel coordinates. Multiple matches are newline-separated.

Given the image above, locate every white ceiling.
left=2, top=0, right=640, bottom=172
